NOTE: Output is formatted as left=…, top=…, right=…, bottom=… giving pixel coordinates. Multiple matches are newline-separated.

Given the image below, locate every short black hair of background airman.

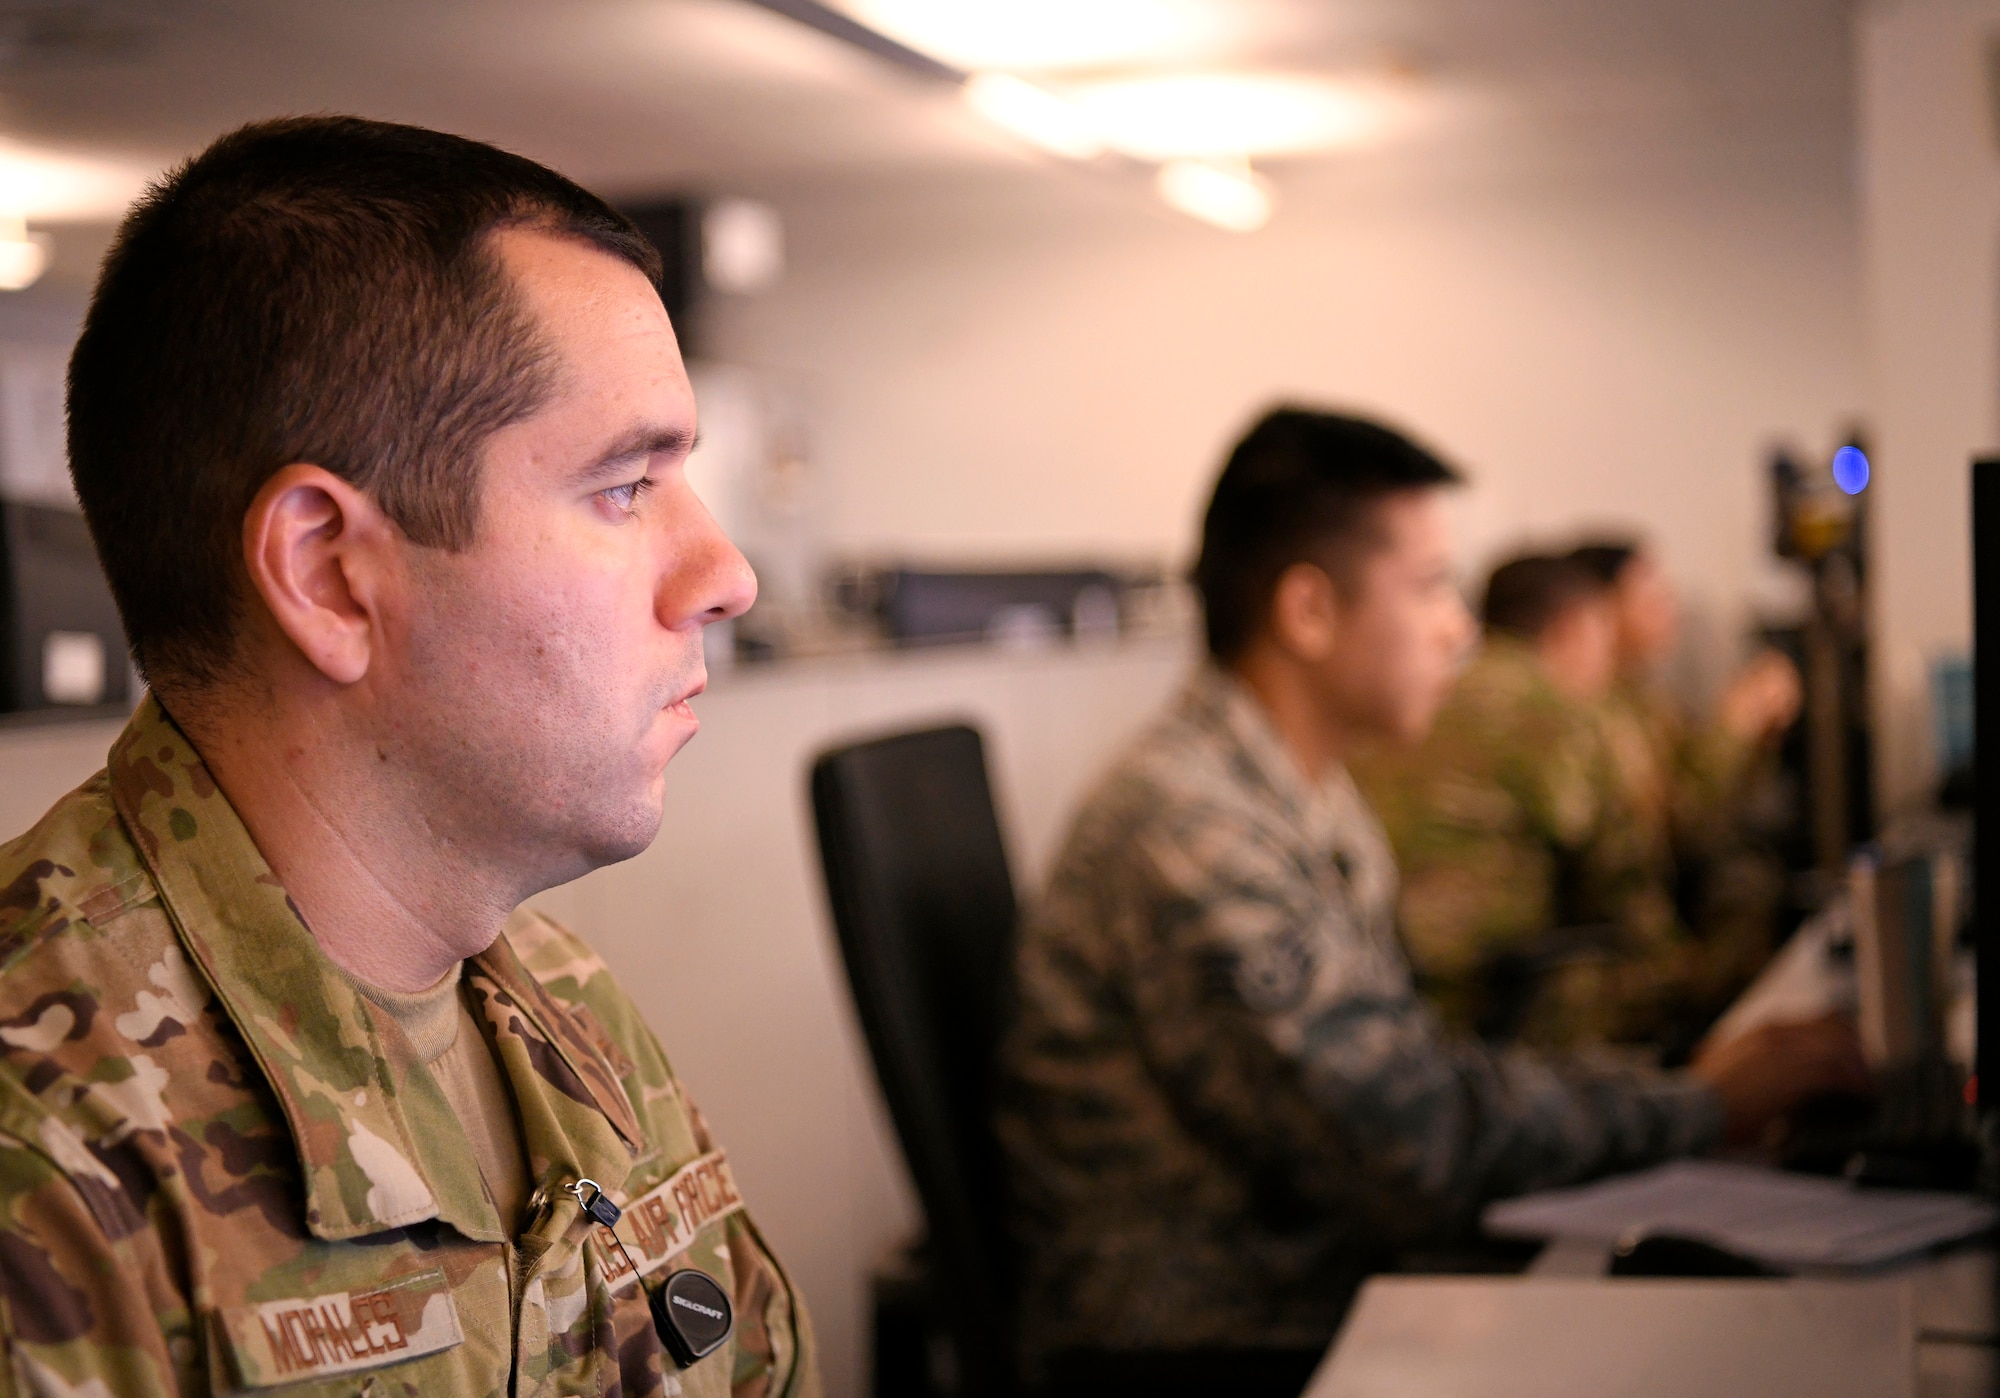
left=1193, top=406, right=1463, bottom=663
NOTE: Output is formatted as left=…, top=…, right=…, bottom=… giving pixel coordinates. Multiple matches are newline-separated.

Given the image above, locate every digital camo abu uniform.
left=997, top=668, right=1720, bottom=1359
left=0, top=697, right=818, bottom=1397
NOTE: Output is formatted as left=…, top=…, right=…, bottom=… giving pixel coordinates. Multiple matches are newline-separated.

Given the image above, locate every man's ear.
left=241, top=465, right=395, bottom=686
left=1267, top=561, right=1340, bottom=662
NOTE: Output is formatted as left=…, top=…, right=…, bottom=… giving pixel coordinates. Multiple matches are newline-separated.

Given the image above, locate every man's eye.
left=601, top=477, right=658, bottom=513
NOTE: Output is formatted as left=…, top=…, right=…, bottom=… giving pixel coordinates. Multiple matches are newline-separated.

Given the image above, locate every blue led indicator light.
left=1831, top=445, right=1870, bottom=495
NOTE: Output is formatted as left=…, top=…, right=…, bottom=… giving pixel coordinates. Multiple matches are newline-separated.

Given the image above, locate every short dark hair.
left=68, top=115, right=664, bottom=690
left=1481, top=554, right=1606, bottom=639
left=1193, top=407, right=1462, bottom=661
left=1567, top=539, right=1641, bottom=587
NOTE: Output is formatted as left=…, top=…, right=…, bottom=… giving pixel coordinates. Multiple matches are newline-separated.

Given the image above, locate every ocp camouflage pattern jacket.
left=0, top=697, right=818, bottom=1398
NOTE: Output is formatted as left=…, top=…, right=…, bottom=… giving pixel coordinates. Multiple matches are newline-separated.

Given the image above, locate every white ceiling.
left=0, top=0, right=1854, bottom=212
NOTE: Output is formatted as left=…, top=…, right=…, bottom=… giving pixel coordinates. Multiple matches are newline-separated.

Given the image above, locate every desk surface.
left=1310, top=1243, right=1994, bottom=1398
left=1307, top=1274, right=1915, bottom=1398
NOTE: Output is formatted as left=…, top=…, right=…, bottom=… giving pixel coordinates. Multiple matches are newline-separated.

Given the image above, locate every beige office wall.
left=705, top=143, right=1863, bottom=695
left=1856, top=0, right=2000, bottom=815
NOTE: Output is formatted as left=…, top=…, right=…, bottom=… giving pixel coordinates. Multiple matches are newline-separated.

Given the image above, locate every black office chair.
left=812, top=724, right=1328, bottom=1398
left=811, top=725, right=1022, bottom=1398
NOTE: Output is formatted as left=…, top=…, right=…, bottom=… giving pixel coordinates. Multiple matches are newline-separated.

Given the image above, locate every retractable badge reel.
left=570, top=1179, right=734, bottom=1367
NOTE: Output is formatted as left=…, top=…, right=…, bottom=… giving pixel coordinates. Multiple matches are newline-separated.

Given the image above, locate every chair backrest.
left=810, top=725, right=1020, bottom=1395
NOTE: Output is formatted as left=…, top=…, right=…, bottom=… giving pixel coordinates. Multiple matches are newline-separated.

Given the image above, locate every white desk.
left=1308, top=1246, right=1992, bottom=1398
left=1306, top=1274, right=1912, bottom=1398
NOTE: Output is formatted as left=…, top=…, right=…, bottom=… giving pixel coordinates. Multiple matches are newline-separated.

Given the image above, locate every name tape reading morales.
left=597, top=1150, right=745, bottom=1289
left=222, top=1268, right=463, bottom=1387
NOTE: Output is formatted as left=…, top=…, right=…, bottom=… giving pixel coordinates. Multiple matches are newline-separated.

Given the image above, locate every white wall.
left=706, top=140, right=1864, bottom=686
left=1856, top=0, right=2000, bottom=814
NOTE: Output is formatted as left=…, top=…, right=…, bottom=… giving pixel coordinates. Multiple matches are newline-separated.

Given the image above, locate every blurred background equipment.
left=1765, top=437, right=1874, bottom=891
left=852, top=567, right=1125, bottom=648
left=0, top=342, right=128, bottom=715
left=0, top=500, right=128, bottom=712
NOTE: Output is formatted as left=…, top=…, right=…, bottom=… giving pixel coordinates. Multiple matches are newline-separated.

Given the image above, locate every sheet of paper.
left=1483, top=1159, right=1997, bottom=1269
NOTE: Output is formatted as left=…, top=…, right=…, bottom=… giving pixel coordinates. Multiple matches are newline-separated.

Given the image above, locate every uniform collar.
left=1471, top=635, right=1552, bottom=692
left=1180, top=665, right=1402, bottom=933
left=1183, top=665, right=1358, bottom=833
left=108, top=695, right=638, bottom=1241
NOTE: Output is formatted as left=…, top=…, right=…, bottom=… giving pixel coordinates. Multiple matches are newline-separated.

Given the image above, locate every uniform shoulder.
left=1448, top=645, right=1600, bottom=748
left=0, top=770, right=156, bottom=979
left=1092, top=694, right=1275, bottom=824
left=1448, top=644, right=1544, bottom=717
left=1046, top=705, right=1304, bottom=915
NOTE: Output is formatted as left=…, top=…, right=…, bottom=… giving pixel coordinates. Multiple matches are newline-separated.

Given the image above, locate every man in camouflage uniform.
left=998, top=409, right=1866, bottom=1378
left=0, top=118, right=817, bottom=1397
left=1570, top=540, right=1802, bottom=1015
left=1360, top=556, right=1685, bottom=1050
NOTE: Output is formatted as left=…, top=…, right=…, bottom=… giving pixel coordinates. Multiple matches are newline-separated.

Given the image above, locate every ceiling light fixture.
left=1071, top=72, right=1398, bottom=162
left=747, top=1, right=1324, bottom=234
left=838, top=0, right=1227, bottom=73
left=963, top=73, right=1107, bottom=160
left=1155, top=159, right=1273, bottom=233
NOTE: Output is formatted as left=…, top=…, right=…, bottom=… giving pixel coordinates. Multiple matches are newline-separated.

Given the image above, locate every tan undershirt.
left=353, top=965, right=532, bottom=1235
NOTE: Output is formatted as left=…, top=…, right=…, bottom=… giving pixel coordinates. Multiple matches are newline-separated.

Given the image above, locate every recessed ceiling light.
left=1155, top=159, right=1273, bottom=232
left=1069, top=72, right=1405, bottom=161
left=964, top=73, right=1107, bottom=160
left=839, top=0, right=1229, bottom=73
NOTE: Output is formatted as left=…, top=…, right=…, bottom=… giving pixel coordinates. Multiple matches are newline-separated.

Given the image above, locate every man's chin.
left=578, top=809, right=666, bottom=871
left=562, top=779, right=669, bottom=871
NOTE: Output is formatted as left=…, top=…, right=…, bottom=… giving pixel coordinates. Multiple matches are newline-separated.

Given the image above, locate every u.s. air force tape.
left=591, top=1149, right=745, bottom=1289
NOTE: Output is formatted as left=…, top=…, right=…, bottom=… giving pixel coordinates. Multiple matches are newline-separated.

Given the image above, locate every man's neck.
left=169, top=690, right=517, bottom=993
left=1229, top=650, right=1350, bottom=785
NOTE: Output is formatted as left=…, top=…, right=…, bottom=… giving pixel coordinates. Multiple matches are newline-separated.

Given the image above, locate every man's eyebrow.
left=572, top=425, right=700, bottom=483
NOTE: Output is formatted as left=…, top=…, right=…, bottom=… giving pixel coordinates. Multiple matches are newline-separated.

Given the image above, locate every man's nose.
left=660, top=493, right=758, bottom=629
